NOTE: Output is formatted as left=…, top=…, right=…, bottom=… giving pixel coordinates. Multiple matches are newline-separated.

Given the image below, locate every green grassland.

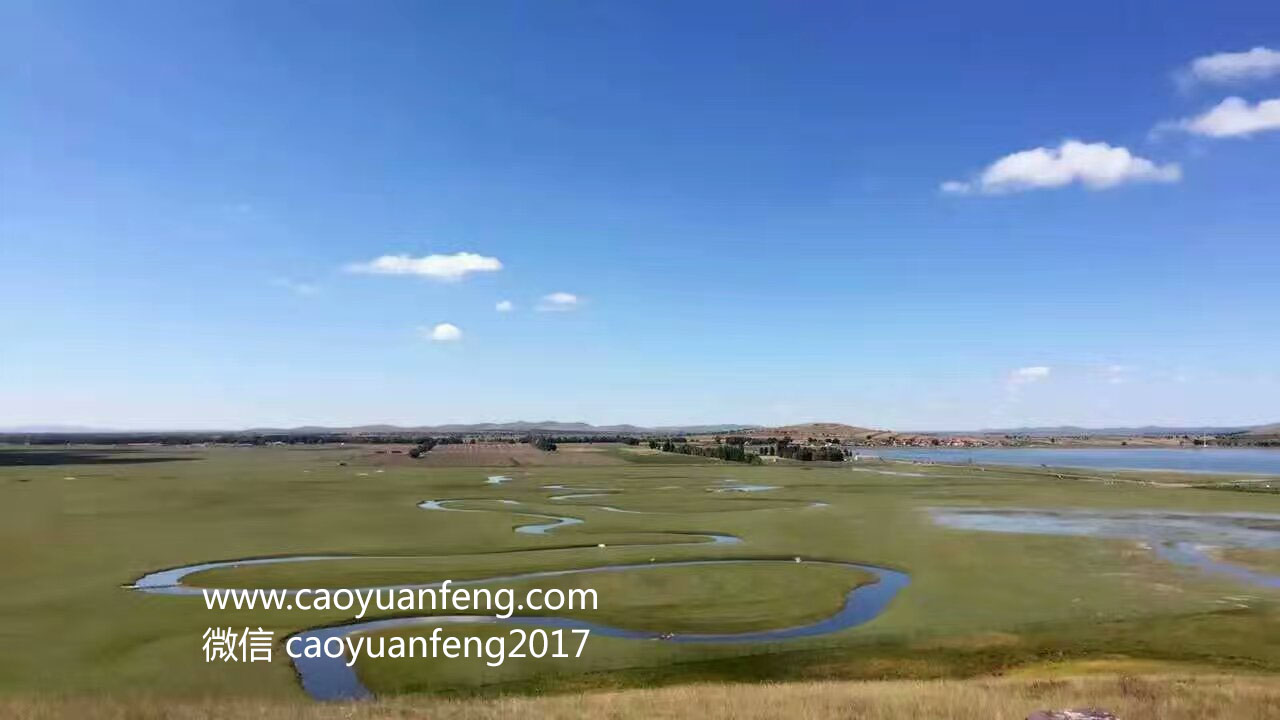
left=1, top=443, right=1279, bottom=701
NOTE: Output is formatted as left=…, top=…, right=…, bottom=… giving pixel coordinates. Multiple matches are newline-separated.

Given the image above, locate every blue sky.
left=3, top=1, right=1279, bottom=430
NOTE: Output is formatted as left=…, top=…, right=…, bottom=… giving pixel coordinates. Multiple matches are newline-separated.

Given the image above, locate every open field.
left=2, top=443, right=1279, bottom=708
left=6, top=674, right=1280, bottom=720
left=362, top=442, right=648, bottom=467
left=1218, top=548, right=1280, bottom=576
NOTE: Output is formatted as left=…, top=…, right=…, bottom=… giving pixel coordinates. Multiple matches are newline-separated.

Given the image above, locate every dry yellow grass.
left=5, top=675, right=1279, bottom=720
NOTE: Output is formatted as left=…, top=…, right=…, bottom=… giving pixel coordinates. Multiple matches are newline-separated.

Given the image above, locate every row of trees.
left=778, top=444, right=847, bottom=462
left=406, top=436, right=469, bottom=457
left=530, top=436, right=559, bottom=452
left=649, top=439, right=763, bottom=464
left=521, top=434, right=642, bottom=445
left=649, top=437, right=848, bottom=463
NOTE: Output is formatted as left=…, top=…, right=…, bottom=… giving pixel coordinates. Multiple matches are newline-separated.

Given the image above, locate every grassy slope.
left=5, top=675, right=1280, bottom=719
left=1, top=444, right=1279, bottom=700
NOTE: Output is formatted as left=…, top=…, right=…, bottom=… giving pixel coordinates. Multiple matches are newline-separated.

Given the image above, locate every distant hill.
left=1242, top=423, right=1280, bottom=437
left=9, top=419, right=1276, bottom=441
left=969, top=424, right=1264, bottom=437
left=0, top=421, right=757, bottom=437
left=734, top=423, right=883, bottom=440
left=241, top=421, right=760, bottom=436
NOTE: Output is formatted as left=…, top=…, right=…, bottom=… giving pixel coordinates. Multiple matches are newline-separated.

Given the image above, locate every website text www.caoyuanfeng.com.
left=201, top=581, right=598, bottom=667
left=202, top=580, right=597, bottom=619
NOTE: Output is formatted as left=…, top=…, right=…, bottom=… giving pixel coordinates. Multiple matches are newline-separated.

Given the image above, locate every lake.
left=861, top=447, right=1280, bottom=476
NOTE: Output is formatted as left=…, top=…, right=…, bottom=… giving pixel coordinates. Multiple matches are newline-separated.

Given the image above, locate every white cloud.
left=495, top=300, right=514, bottom=312
left=942, top=140, right=1181, bottom=195
left=1186, top=46, right=1280, bottom=85
left=1008, top=366, right=1051, bottom=386
left=1102, top=364, right=1135, bottom=385
left=537, top=292, right=580, bottom=312
left=1165, top=96, right=1280, bottom=138
left=272, top=278, right=319, bottom=296
left=422, top=323, right=462, bottom=342
left=345, top=252, right=502, bottom=281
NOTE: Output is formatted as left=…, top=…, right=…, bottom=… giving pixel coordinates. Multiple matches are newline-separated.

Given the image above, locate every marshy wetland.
left=3, top=442, right=1280, bottom=705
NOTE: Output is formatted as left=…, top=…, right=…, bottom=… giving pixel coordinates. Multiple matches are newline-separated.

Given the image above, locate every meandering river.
left=127, top=475, right=906, bottom=700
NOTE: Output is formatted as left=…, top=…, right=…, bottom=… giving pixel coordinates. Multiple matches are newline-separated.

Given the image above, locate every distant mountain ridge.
left=242, top=421, right=761, bottom=435
left=0, top=421, right=760, bottom=435
left=1243, top=423, right=1280, bottom=437
left=4, top=420, right=1277, bottom=438
left=731, top=423, right=884, bottom=440
left=969, top=424, right=1273, bottom=437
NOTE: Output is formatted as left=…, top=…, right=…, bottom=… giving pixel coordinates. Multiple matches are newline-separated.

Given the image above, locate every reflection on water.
left=871, top=447, right=1280, bottom=475
left=417, top=498, right=585, bottom=534
left=513, top=512, right=585, bottom=534
left=931, top=507, right=1280, bottom=589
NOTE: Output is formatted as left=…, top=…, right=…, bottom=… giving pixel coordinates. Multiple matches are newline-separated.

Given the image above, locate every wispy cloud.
left=345, top=252, right=502, bottom=281
left=536, top=292, right=580, bottom=312
left=1008, top=366, right=1051, bottom=386
left=495, top=300, right=514, bottom=312
left=420, top=323, right=462, bottom=342
left=1182, top=46, right=1280, bottom=86
left=1159, top=96, right=1280, bottom=139
left=1101, top=364, right=1134, bottom=385
left=942, top=141, right=1180, bottom=195
left=272, top=278, right=319, bottom=296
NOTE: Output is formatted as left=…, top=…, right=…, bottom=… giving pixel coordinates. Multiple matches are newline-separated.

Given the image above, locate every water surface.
left=289, top=559, right=908, bottom=700
left=128, top=479, right=899, bottom=701
left=868, top=447, right=1280, bottom=475
left=931, top=507, right=1280, bottom=590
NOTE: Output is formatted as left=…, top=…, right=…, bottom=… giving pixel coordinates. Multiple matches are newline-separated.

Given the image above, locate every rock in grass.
left=1027, top=710, right=1118, bottom=720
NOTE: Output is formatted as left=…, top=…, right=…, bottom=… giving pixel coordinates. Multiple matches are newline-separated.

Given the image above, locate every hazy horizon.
left=2, top=417, right=1274, bottom=435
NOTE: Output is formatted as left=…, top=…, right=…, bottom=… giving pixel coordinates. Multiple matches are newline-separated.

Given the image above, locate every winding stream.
left=127, top=475, right=906, bottom=700
left=287, top=558, right=906, bottom=700
left=131, top=474, right=1280, bottom=701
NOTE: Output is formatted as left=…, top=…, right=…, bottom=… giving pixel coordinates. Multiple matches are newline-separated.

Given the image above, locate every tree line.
left=648, top=439, right=762, bottom=464
left=648, top=437, right=847, bottom=463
